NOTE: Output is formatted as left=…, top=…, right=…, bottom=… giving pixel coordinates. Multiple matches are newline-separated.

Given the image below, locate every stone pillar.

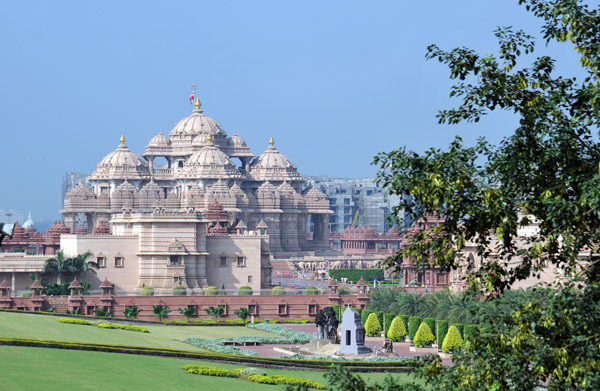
left=148, top=157, right=154, bottom=173
left=11, top=272, right=15, bottom=295
left=64, top=214, right=76, bottom=232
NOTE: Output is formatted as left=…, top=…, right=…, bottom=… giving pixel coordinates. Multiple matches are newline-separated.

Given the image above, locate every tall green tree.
left=179, top=306, right=197, bottom=322
left=152, top=305, right=170, bottom=321
left=42, top=250, right=75, bottom=284
left=205, top=305, right=224, bottom=323
left=234, top=307, right=250, bottom=324
left=69, top=251, right=98, bottom=278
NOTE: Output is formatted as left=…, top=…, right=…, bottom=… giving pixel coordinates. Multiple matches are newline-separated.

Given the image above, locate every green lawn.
left=0, top=345, right=423, bottom=391
left=0, top=312, right=275, bottom=350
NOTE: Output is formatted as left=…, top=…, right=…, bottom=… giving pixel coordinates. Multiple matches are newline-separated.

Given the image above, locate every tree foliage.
left=387, top=316, right=408, bottom=341
left=205, top=305, right=225, bottom=323
left=179, top=306, right=197, bottom=322
left=234, top=307, right=250, bottom=323
left=441, top=325, right=464, bottom=353
left=364, top=313, right=381, bottom=337
left=152, top=304, right=170, bottom=321
left=413, top=322, right=435, bottom=347
left=124, top=305, right=142, bottom=319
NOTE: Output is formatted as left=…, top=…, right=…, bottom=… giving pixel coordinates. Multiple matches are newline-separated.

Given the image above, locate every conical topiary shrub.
left=387, top=316, right=408, bottom=342
left=365, top=313, right=382, bottom=337
left=413, top=322, right=435, bottom=347
left=442, top=325, right=464, bottom=353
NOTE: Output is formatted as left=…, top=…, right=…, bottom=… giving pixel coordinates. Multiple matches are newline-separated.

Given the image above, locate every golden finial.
left=269, top=137, right=274, bottom=146
left=120, top=134, right=126, bottom=144
left=194, top=97, right=201, bottom=109
left=207, top=133, right=213, bottom=142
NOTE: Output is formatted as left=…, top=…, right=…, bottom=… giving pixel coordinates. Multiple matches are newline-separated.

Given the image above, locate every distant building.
left=61, top=172, right=90, bottom=208
left=305, top=176, right=407, bottom=234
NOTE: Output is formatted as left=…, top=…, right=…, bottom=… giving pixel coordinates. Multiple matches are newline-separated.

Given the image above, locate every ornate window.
left=115, top=256, right=124, bottom=268
left=220, top=256, right=227, bottom=267
left=236, top=256, right=246, bottom=267
left=97, top=256, right=106, bottom=268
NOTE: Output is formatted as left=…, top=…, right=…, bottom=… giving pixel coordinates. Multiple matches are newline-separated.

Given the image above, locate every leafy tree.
left=69, top=251, right=98, bottom=278
left=205, top=305, right=224, bottom=323
left=42, top=251, right=74, bottom=284
left=94, top=307, right=113, bottom=317
left=364, top=313, right=381, bottom=337
left=408, top=316, right=421, bottom=341
left=79, top=280, right=91, bottom=295
left=369, top=1, right=600, bottom=390
left=124, top=306, right=142, bottom=319
left=387, top=316, right=408, bottom=341
left=234, top=307, right=250, bottom=324
left=43, top=282, right=70, bottom=296
left=152, top=304, right=170, bottom=321
left=179, top=306, right=197, bottom=322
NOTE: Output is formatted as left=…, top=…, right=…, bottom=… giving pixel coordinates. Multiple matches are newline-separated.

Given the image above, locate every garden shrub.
left=58, top=318, right=94, bottom=326
left=464, top=324, right=479, bottom=341
left=240, top=367, right=267, bottom=378
left=451, top=323, right=464, bottom=338
left=413, top=322, right=435, bottom=347
left=338, top=286, right=353, bottom=295
left=231, top=368, right=243, bottom=377
left=271, top=286, right=285, bottom=295
left=140, top=286, right=154, bottom=296
left=328, top=268, right=384, bottom=283
left=423, top=318, right=436, bottom=341
left=304, top=286, right=320, bottom=295
left=238, top=286, right=253, bottom=296
left=172, top=286, right=187, bottom=296
left=365, top=313, right=382, bottom=337
left=398, top=315, right=409, bottom=332
left=330, top=304, right=341, bottom=322
left=204, top=286, right=219, bottom=296
left=94, top=307, right=113, bottom=317
left=360, top=310, right=373, bottom=325
left=183, top=365, right=239, bottom=377
left=96, top=323, right=149, bottom=333
left=436, top=320, right=449, bottom=344
left=373, top=311, right=384, bottom=331
left=282, top=319, right=310, bottom=324
left=384, top=313, right=395, bottom=335
left=408, top=316, right=421, bottom=341
left=387, top=316, right=408, bottom=341
left=268, top=319, right=279, bottom=324
left=20, top=291, right=32, bottom=298
left=442, top=325, right=464, bottom=353
left=247, top=374, right=326, bottom=389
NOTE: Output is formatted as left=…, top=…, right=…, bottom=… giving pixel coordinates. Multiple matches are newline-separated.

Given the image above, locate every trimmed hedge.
left=365, top=313, right=382, bottom=337
left=464, top=324, right=479, bottom=341
left=172, top=286, right=187, bottom=296
left=387, top=316, right=408, bottom=342
left=183, top=365, right=238, bottom=377
left=328, top=268, right=384, bottom=283
left=58, top=318, right=94, bottom=326
left=239, top=367, right=267, bottom=378
left=413, top=323, right=435, bottom=347
left=408, top=316, right=421, bottom=341
left=398, top=315, right=409, bottom=333
left=304, top=286, right=320, bottom=295
left=360, top=310, right=372, bottom=326
left=423, top=318, right=436, bottom=342
left=238, top=286, right=253, bottom=296
left=451, top=323, right=464, bottom=338
left=442, top=326, right=464, bottom=353
left=140, top=286, right=154, bottom=296
left=96, top=323, right=149, bottom=333
left=271, top=286, right=285, bottom=295
left=384, top=313, right=395, bottom=335
left=204, top=286, right=219, bottom=296
left=248, top=374, right=326, bottom=389
left=437, top=320, right=449, bottom=344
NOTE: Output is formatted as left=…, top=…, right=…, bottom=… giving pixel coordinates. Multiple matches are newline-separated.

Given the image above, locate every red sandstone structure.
left=0, top=277, right=370, bottom=322
left=0, top=221, right=71, bottom=255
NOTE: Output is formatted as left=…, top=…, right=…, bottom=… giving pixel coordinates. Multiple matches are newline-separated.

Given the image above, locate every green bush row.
left=96, top=323, right=149, bottom=333
left=328, top=268, right=384, bottom=283
left=183, top=365, right=239, bottom=378
left=248, top=374, right=326, bottom=389
left=0, top=336, right=418, bottom=371
left=58, top=318, right=94, bottom=326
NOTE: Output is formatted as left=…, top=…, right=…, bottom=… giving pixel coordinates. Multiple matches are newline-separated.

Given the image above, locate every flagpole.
left=190, top=84, right=197, bottom=105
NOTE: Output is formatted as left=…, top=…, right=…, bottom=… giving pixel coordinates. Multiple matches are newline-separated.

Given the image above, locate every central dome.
left=180, top=137, right=241, bottom=179
left=169, top=99, right=227, bottom=139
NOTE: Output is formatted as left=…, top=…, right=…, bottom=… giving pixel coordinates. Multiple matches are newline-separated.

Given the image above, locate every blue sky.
left=0, top=1, right=584, bottom=221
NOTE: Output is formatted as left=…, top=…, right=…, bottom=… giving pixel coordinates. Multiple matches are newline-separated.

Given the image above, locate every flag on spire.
left=189, top=89, right=195, bottom=104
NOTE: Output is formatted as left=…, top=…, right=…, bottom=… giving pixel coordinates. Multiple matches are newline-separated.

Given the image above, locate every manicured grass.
left=0, top=345, right=425, bottom=390
left=0, top=312, right=276, bottom=351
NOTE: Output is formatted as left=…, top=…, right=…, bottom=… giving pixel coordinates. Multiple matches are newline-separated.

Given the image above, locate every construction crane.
left=351, top=209, right=360, bottom=228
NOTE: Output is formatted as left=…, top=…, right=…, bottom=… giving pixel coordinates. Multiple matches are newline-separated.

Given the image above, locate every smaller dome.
left=192, top=133, right=209, bottom=147
left=180, top=137, right=241, bottom=179
left=90, top=135, right=150, bottom=181
left=228, top=132, right=247, bottom=148
left=249, top=138, right=302, bottom=181
left=149, top=131, right=171, bottom=147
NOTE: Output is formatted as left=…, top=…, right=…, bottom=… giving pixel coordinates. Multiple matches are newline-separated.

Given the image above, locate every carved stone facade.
left=61, top=99, right=332, bottom=257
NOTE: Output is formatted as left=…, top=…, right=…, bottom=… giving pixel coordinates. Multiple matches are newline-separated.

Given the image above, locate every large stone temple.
left=62, top=98, right=332, bottom=256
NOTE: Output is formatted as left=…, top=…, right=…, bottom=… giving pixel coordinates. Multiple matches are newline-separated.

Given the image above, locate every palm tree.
left=70, top=251, right=98, bottom=278
left=234, top=307, right=250, bottom=324
left=205, top=305, right=224, bottom=323
left=152, top=304, right=170, bottom=321
left=42, top=250, right=74, bottom=284
left=124, top=306, right=142, bottom=319
left=179, top=306, right=198, bottom=322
